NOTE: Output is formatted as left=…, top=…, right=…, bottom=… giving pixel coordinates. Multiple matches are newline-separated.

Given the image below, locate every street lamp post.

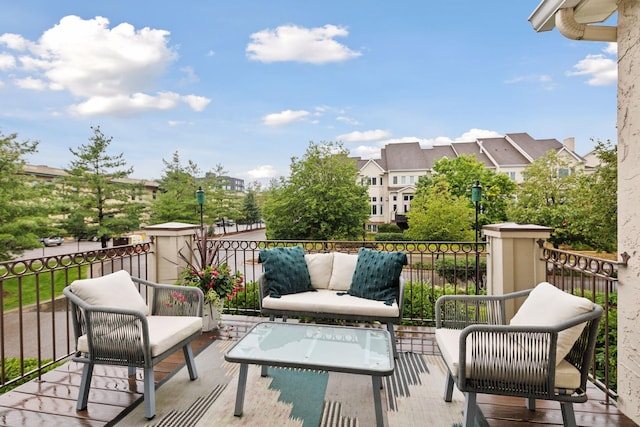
left=471, top=180, right=482, bottom=290
left=196, top=186, right=205, bottom=236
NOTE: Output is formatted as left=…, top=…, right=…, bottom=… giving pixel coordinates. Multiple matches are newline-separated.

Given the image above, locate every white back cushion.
left=328, top=252, right=359, bottom=291
left=510, top=282, right=593, bottom=364
left=69, top=270, right=149, bottom=315
left=305, top=253, right=334, bottom=289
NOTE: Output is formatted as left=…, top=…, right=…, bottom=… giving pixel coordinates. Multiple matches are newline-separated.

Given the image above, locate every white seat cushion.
left=328, top=253, right=358, bottom=291
left=305, top=253, right=334, bottom=289
left=69, top=270, right=149, bottom=315
left=262, top=289, right=399, bottom=318
left=77, top=315, right=202, bottom=357
left=435, top=327, right=581, bottom=391
left=510, top=282, right=593, bottom=364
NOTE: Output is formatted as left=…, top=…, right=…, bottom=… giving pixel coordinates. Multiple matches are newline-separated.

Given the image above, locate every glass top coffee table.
left=225, top=321, right=395, bottom=427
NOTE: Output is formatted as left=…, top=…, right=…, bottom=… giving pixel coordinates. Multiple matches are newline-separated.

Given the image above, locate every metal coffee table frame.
left=224, top=321, right=395, bottom=427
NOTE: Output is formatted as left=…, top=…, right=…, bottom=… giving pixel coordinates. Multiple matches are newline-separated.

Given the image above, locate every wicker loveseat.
left=64, top=270, right=204, bottom=420
left=258, top=246, right=407, bottom=358
left=435, top=282, right=603, bottom=427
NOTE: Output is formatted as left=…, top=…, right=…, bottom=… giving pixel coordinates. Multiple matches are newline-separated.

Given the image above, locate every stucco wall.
left=616, top=0, right=640, bottom=423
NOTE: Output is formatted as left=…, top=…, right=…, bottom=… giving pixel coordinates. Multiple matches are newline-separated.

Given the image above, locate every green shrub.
left=226, top=280, right=260, bottom=311
left=378, top=224, right=402, bottom=233
left=375, top=233, right=410, bottom=241
left=435, top=257, right=486, bottom=287
left=401, top=281, right=482, bottom=326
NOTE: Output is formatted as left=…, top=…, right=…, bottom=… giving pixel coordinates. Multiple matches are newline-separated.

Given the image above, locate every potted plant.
left=176, top=230, right=244, bottom=330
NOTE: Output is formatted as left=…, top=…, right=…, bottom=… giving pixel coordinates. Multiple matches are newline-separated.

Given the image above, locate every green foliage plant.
left=262, top=141, right=369, bottom=240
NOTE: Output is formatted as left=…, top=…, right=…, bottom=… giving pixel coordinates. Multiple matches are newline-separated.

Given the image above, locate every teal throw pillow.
left=258, top=246, right=314, bottom=298
left=348, top=248, right=407, bottom=305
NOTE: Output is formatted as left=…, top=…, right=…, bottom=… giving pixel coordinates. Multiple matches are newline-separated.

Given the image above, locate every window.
left=393, top=204, right=397, bottom=212
left=401, top=176, right=406, bottom=184
left=410, top=176, right=415, bottom=184
left=393, top=176, right=398, bottom=185
left=371, top=196, right=377, bottom=202
left=508, top=172, right=516, bottom=180
left=393, top=195, right=397, bottom=201
left=403, top=195, right=413, bottom=201
left=371, top=205, right=377, bottom=215
left=380, top=177, right=383, bottom=186
left=380, top=205, right=383, bottom=215
left=558, top=168, right=570, bottom=178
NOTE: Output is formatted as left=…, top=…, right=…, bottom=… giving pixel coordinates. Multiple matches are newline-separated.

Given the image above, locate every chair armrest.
left=456, top=323, right=558, bottom=393
left=64, top=287, right=152, bottom=363
left=397, top=275, right=406, bottom=319
left=435, top=289, right=532, bottom=329
left=258, top=274, right=268, bottom=303
left=132, top=277, right=204, bottom=317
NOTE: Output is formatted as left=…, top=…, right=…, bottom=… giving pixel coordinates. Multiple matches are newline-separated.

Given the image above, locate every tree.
left=417, top=154, right=516, bottom=227
left=64, top=126, right=144, bottom=248
left=0, top=132, right=51, bottom=260
left=570, top=140, right=617, bottom=252
left=201, top=164, right=243, bottom=227
left=241, top=189, right=262, bottom=228
left=150, top=151, right=201, bottom=224
left=405, top=178, right=474, bottom=241
left=262, top=141, right=369, bottom=240
left=507, top=150, right=583, bottom=247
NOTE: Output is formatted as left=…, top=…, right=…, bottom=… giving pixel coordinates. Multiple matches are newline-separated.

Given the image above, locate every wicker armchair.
left=64, top=270, right=204, bottom=420
left=435, top=283, right=603, bottom=427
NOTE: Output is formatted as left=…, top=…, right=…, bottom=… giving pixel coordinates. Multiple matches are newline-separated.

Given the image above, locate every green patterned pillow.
left=259, top=246, right=314, bottom=298
left=348, top=248, right=407, bottom=305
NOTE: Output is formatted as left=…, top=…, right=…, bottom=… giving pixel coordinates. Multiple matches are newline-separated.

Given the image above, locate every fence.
left=0, top=243, right=151, bottom=390
left=542, top=246, right=618, bottom=403
left=0, top=238, right=616, bottom=404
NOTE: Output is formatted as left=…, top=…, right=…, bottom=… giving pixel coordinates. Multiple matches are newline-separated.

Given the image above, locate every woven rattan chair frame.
left=64, top=277, right=204, bottom=420
left=436, top=290, right=603, bottom=427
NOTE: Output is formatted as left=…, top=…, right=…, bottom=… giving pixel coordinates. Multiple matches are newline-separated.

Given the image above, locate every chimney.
left=563, top=137, right=575, bottom=151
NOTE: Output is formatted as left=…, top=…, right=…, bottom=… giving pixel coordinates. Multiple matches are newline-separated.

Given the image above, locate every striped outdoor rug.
left=112, top=340, right=483, bottom=426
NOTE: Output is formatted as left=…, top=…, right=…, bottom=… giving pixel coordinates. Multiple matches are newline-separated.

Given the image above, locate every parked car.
left=216, top=219, right=235, bottom=227
left=39, top=236, right=64, bottom=246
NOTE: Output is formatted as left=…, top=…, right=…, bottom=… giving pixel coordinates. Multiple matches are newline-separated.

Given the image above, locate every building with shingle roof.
left=354, top=132, right=587, bottom=230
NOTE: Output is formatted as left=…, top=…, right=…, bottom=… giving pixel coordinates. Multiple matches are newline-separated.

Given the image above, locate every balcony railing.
left=0, top=238, right=616, bottom=405
left=0, top=243, right=152, bottom=390
left=541, top=246, right=618, bottom=404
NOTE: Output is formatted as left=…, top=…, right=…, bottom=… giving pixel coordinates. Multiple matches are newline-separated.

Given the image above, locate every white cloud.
left=69, top=91, right=181, bottom=116
left=0, top=33, right=31, bottom=50
left=336, top=115, right=360, bottom=125
left=15, top=76, right=46, bottom=90
left=247, top=24, right=361, bottom=64
left=504, top=74, right=556, bottom=91
left=262, top=109, right=310, bottom=126
left=0, top=53, right=16, bottom=70
left=455, top=128, right=502, bottom=142
left=247, top=165, right=278, bottom=179
left=168, top=120, right=194, bottom=126
left=0, top=15, right=211, bottom=116
left=604, top=42, right=617, bottom=55
left=567, top=53, right=617, bottom=86
left=336, top=129, right=391, bottom=142
left=182, top=94, right=211, bottom=111
left=350, top=145, right=383, bottom=159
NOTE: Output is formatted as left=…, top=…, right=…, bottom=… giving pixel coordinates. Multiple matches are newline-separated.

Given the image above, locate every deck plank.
left=0, top=318, right=635, bottom=427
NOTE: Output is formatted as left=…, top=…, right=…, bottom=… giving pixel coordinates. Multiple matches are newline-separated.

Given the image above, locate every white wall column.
left=143, top=222, right=198, bottom=284
left=483, top=223, right=552, bottom=319
left=616, top=0, right=640, bottom=422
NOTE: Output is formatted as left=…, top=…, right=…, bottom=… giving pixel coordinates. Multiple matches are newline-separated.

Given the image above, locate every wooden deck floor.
left=0, top=317, right=635, bottom=427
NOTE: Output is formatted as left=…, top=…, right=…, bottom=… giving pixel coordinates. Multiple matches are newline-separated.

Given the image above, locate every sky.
left=0, top=1, right=618, bottom=183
